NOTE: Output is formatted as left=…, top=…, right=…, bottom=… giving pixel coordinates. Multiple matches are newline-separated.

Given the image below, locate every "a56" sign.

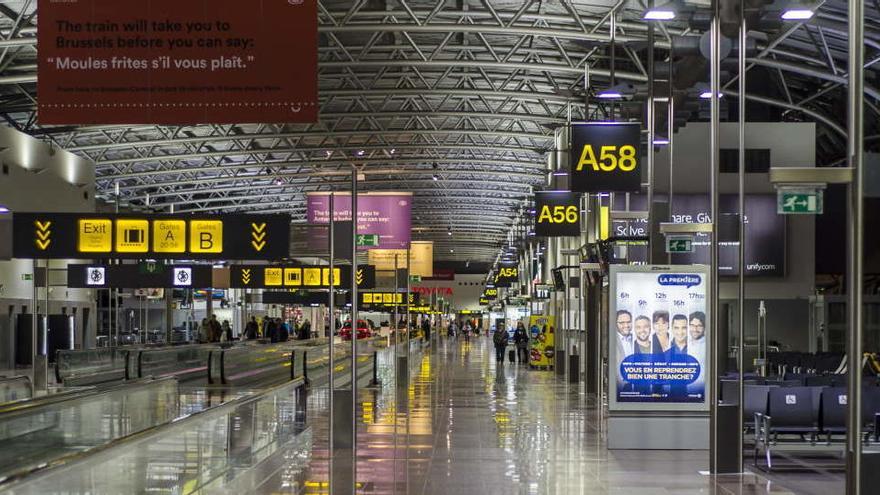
left=569, top=122, right=642, bottom=192
left=534, top=191, right=581, bottom=237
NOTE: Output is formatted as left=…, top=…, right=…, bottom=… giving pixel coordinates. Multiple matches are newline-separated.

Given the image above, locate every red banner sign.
left=37, top=0, right=317, bottom=124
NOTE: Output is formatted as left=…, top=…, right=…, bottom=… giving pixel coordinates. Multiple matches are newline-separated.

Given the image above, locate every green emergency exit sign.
left=356, top=234, right=380, bottom=247
left=777, top=190, right=823, bottom=214
left=665, top=235, right=694, bottom=254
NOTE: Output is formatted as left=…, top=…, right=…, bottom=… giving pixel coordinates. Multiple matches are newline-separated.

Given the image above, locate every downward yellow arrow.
left=251, top=222, right=267, bottom=234
left=35, top=221, right=51, bottom=231
left=36, top=239, right=51, bottom=250
left=251, top=240, right=266, bottom=251
left=36, top=230, right=51, bottom=241
left=251, top=231, right=266, bottom=242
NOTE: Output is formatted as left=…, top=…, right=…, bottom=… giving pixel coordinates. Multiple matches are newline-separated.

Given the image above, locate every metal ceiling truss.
left=0, top=0, right=877, bottom=261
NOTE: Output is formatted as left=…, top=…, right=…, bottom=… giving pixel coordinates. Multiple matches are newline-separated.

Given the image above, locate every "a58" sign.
left=569, top=122, right=642, bottom=192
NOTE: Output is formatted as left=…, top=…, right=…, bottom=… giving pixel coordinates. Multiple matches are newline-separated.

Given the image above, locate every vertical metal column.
left=350, top=169, right=359, bottom=492
left=846, top=0, right=865, bottom=492
left=328, top=192, right=335, bottom=495
left=667, top=41, right=675, bottom=265
left=736, top=5, right=747, bottom=472
left=646, top=0, right=656, bottom=263
left=30, top=259, right=37, bottom=394
left=708, top=6, right=722, bottom=473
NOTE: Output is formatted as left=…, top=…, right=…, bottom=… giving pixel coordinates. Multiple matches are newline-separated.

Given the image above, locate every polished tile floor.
left=273, top=335, right=843, bottom=494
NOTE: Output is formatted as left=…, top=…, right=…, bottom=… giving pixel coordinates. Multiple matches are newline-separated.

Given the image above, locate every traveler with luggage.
left=493, top=326, right=509, bottom=363
left=514, top=322, right=530, bottom=364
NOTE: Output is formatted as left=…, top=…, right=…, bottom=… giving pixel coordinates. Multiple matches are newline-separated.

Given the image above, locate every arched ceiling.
left=0, top=0, right=876, bottom=262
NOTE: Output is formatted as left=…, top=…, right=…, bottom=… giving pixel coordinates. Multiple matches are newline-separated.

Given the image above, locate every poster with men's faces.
left=608, top=265, right=710, bottom=412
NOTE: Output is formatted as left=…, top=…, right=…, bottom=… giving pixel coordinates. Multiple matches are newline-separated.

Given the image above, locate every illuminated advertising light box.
left=367, top=241, right=433, bottom=278
left=608, top=265, right=711, bottom=412
left=37, top=0, right=317, bottom=125
left=569, top=122, right=642, bottom=193
left=534, top=191, right=581, bottom=237
left=306, top=192, right=412, bottom=250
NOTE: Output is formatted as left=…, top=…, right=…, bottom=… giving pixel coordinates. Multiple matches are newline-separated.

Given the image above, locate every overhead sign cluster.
left=230, top=265, right=376, bottom=289
left=359, top=291, right=420, bottom=310
left=13, top=213, right=289, bottom=260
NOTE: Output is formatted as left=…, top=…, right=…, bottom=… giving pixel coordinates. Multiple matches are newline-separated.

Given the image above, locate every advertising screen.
left=609, top=194, right=785, bottom=276
left=306, top=192, right=411, bottom=249
left=608, top=265, right=710, bottom=412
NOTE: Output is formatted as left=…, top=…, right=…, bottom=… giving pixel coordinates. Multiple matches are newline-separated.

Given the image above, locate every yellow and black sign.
left=534, top=191, right=581, bottom=237
left=12, top=213, right=289, bottom=260
left=493, top=263, right=519, bottom=288
left=482, top=286, right=498, bottom=300
left=359, top=291, right=419, bottom=310
left=479, top=297, right=490, bottom=305
left=34, top=220, right=52, bottom=251
left=569, top=122, right=642, bottom=193
left=230, top=264, right=376, bottom=289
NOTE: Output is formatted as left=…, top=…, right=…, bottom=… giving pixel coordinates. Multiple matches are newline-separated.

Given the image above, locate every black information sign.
left=13, top=213, right=290, bottom=260
left=493, top=262, right=519, bottom=288
left=482, top=286, right=498, bottom=300
left=534, top=191, right=581, bottom=237
left=569, top=122, right=642, bottom=193
left=67, top=264, right=212, bottom=288
left=359, top=291, right=420, bottom=311
left=262, top=291, right=340, bottom=306
left=229, top=264, right=375, bottom=289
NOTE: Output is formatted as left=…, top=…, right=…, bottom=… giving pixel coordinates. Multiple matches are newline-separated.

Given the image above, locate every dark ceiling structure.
left=0, top=0, right=874, bottom=262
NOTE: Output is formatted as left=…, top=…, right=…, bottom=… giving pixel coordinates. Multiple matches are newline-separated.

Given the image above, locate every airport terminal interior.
left=0, top=0, right=879, bottom=493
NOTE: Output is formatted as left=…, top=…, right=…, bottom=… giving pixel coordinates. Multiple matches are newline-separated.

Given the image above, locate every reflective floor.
left=260, top=335, right=839, bottom=494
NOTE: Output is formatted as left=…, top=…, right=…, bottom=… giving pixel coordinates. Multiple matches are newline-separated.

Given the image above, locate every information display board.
left=608, top=265, right=710, bottom=412
left=37, top=0, right=317, bottom=124
left=569, top=122, right=642, bottom=193
left=13, top=213, right=289, bottom=260
left=534, top=191, right=581, bottom=237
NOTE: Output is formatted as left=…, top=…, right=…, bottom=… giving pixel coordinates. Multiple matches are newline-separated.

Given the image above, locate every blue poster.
left=612, top=270, right=708, bottom=404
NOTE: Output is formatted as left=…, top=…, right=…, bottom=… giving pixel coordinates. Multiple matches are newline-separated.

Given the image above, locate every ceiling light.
left=552, top=171, right=569, bottom=176
left=432, top=174, right=440, bottom=181
left=597, top=91, right=623, bottom=99
left=274, top=178, right=283, bottom=186
left=390, top=148, right=396, bottom=154
left=356, top=150, right=365, bottom=157
left=781, top=9, right=814, bottom=20
left=653, top=138, right=670, bottom=145
left=450, top=249, right=454, bottom=253
left=700, top=91, right=722, bottom=99
left=643, top=9, right=675, bottom=20
left=0, top=205, right=9, bottom=214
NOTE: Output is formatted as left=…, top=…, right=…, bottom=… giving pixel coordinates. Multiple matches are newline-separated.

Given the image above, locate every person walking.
left=493, top=326, right=509, bottom=363
left=245, top=317, right=258, bottom=340
left=463, top=320, right=472, bottom=343
left=514, top=322, right=530, bottom=364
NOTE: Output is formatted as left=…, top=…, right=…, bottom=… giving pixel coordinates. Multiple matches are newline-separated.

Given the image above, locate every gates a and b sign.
left=569, top=123, right=642, bottom=193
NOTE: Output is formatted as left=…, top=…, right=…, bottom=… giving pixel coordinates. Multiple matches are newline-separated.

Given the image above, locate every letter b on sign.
left=190, top=220, right=223, bottom=254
